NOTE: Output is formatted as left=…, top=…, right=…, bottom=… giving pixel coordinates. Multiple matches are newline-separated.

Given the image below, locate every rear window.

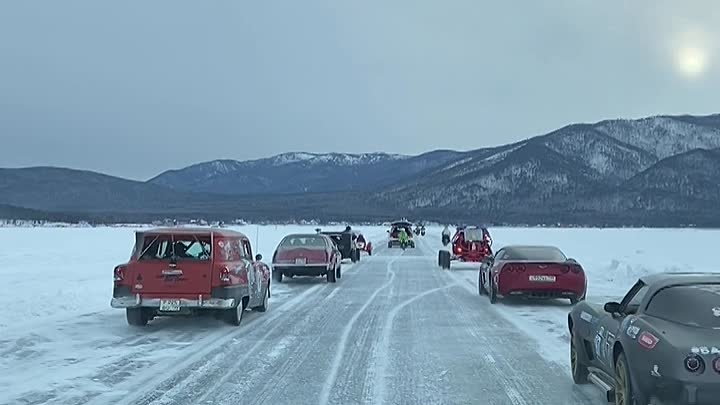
left=502, top=247, right=566, bottom=261
left=646, top=284, right=720, bottom=328
left=463, top=228, right=485, bottom=241
left=279, top=235, right=327, bottom=249
left=138, top=235, right=212, bottom=261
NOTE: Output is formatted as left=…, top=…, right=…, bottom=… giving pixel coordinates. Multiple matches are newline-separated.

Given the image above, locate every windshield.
left=279, top=235, right=327, bottom=250
left=646, top=284, right=720, bottom=328
left=502, top=247, right=566, bottom=261
left=138, top=235, right=211, bottom=261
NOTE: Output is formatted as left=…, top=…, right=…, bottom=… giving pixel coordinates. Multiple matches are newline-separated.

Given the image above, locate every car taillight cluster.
left=220, top=266, right=231, bottom=283
left=114, top=266, right=126, bottom=282
left=570, top=265, right=583, bottom=274
left=503, top=264, right=526, bottom=272
left=685, top=355, right=705, bottom=373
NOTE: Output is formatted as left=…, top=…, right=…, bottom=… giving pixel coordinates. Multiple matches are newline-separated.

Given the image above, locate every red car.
left=355, top=233, right=372, bottom=256
left=111, top=227, right=271, bottom=327
left=438, top=226, right=493, bottom=269
left=272, top=233, right=342, bottom=283
left=478, top=245, right=586, bottom=304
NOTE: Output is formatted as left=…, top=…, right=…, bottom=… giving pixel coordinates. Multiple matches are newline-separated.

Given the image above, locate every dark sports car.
left=569, top=272, right=720, bottom=405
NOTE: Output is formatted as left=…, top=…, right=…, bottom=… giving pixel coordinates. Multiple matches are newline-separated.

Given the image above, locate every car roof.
left=500, top=245, right=562, bottom=251
left=283, top=233, right=328, bottom=239
left=139, top=227, right=247, bottom=238
left=641, top=272, right=720, bottom=289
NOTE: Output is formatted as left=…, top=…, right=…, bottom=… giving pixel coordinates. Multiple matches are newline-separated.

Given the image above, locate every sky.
left=0, top=0, right=718, bottom=180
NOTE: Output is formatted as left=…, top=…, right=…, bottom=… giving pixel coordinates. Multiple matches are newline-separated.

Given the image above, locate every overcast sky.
left=1, top=1, right=718, bottom=180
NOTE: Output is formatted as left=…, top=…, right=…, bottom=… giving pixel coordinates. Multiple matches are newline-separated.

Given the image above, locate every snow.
left=1, top=225, right=717, bottom=404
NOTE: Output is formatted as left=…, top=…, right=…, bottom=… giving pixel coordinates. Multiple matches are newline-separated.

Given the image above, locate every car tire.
left=327, top=267, right=337, bottom=283
left=614, top=351, right=643, bottom=405
left=355, top=249, right=361, bottom=262
left=336, top=264, right=342, bottom=279
left=570, top=331, right=589, bottom=384
left=253, top=284, right=270, bottom=313
left=438, top=251, right=443, bottom=267
left=478, top=270, right=487, bottom=295
left=225, top=299, right=245, bottom=326
left=489, top=282, right=498, bottom=304
left=273, top=269, right=283, bottom=283
left=126, top=308, right=148, bottom=326
left=388, top=242, right=392, bottom=249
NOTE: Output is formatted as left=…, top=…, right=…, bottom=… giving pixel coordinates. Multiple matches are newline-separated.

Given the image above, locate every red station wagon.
left=111, top=227, right=271, bottom=326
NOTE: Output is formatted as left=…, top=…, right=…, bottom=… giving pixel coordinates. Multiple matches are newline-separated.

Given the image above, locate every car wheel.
left=126, top=308, right=148, bottom=326
left=337, top=264, right=342, bottom=279
left=438, top=251, right=443, bottom=267
left=489, top=281, right=498, bottom=304
left=615, top=352, right=636, bottom=405
left=478, top=270, right=487, bottom=295
left=327, top=267, right=337, bottom=283
left=253, top=284, right=270, bottom=312
left=570, top=331, right=589, bottom=384
left=273, top=269, right=283, bottom=283
left=225, top=299, right=245, bottom=326
left=388, top=242, right=392, bottom=248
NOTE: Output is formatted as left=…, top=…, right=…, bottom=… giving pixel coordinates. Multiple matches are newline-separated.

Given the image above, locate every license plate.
left=159, top=299, right=181, bottom=311
left=529, top=275, right=556, bottom=282
left=295, top=257, right=306, bottom=265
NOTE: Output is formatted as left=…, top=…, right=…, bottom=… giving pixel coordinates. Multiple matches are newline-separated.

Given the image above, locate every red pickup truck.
left=111, top=227, right=271, bottom=327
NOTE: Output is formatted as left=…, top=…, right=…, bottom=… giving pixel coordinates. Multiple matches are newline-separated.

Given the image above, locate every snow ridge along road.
left=3, top=229, right=607, bottom=405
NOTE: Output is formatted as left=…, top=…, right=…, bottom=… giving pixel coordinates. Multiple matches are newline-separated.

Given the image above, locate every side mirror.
left=255, top=254, right=263, bottom=261
left=604, top=302, right=621, bottom=314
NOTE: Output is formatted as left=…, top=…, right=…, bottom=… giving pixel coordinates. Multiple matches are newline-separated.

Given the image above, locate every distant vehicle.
left=569, top=273, right=720, bottom=405
left=321, top=229, right=361, bottom=262
left=387, top=220, right=415, bottom=248
left=438, top=226, right=492, bottom=269
left=272, top=234, right=342, bottom=283
left=355, top=233, right=373, bottom=256
left=478, top=245, right=586, bottom=304
left=111, top=227, right=270, bottom=327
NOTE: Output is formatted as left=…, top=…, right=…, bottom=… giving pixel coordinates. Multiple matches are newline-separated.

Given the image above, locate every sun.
left=675, top=46, right=708, bottom=78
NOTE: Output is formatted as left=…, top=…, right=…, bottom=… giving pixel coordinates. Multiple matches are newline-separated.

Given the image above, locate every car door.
left=591, top=281, right=649, bottom=374
left=240, top=238, right=262, bottom=306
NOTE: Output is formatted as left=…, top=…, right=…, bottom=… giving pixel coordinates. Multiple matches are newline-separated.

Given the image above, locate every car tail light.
left=559, top=265, right=569, bottom=273
left=455, top=246, right=463, bottom=254
left=220, top=266, right=231, bottom=283
left=685, top=355, right=705, bottom=373
left=114, top=266, right=126, bottom=282
left=502, top=264, right=526, bottom=272
left=570, top=265, right=582, bottom=274
left=638, top=332, right=660, bottom=350
left=711, top=358, right=720, bottom=374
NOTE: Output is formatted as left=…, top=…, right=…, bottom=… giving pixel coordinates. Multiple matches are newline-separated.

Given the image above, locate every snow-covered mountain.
left=149, top=151, right=460, bottom=194
left=377, top=114, right=720, bottom=222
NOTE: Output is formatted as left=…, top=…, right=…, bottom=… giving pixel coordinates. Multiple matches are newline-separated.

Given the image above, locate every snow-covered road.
left=2, top=228, right=608, bottom=405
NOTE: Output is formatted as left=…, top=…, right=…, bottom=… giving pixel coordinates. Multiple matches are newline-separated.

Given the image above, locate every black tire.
left=327, top=267, right=337, bottom=283
left=225, top=298, right=245, bottom=326
left=489, top=282, right=498, bottom=304
left=478, top=270, right=487, bottom=295
left=355, top=249, right=361, bottom=262
left=438, top=251, right=443, bottom=267
left=252, top=284, right=270, bottom=312
left=336, top=264, right=342, bottom=279
left=126, top=308, right=148, bottom=326
left=368, top=250, right=372, bottom=256
left=273, top=269, right=283, bottom=283
left=615, top=351, right=641, bottom=405
left=570, top=331, right=589, bottom=384
left=388, top=242, right=392, bottom=249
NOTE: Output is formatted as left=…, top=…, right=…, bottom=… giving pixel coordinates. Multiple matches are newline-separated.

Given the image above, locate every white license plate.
left=295, top=258, right=306, bottom=265
left=529, top=275, right=556, bottom=283
left=159, top=299, right=181, bottom=311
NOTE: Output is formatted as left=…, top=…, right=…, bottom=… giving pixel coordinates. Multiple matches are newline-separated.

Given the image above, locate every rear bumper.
left=111, top=295, right=235, bottom=309
left=497, top=274, right=585, bottom=297
left=646, top=380, right=720, bottom=405
left=274, top=264, right=329, bottom=276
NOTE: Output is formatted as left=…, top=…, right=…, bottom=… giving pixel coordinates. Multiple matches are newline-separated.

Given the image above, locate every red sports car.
left=478, top=245, right=586, bottom=304
left=272, top=234, right=342, bottom=283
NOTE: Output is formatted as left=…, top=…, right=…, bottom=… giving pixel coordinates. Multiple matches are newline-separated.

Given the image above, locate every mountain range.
left=2, top=113, right=719, bottom=226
